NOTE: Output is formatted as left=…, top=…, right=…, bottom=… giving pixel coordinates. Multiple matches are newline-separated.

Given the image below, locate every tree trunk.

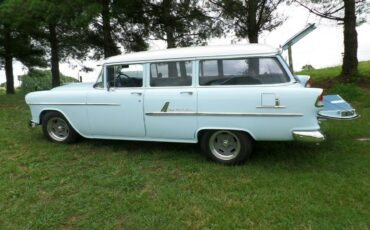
left=102, top=0, right=119, bottom=58
left=4, top=27, right=15, bottom=94
left=49, top=22, right=60, bottom=88
left=166, top=31, right=176, bottom=49
left=247, top=0, right=258, bottom=43
left=163, top=0, right=176, bottom=48
left=162, top=0, right=177, bottom=76
left=165, top=26, right=177, bottom=76
left=341, top=0, right=358, bottom=82
left=167, top=30, right=177, bottom=78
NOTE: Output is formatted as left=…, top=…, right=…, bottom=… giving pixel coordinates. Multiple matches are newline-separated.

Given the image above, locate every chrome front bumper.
left=29, top=120, right=37, bottom=128
left=292, top=130, right=325, bottom=143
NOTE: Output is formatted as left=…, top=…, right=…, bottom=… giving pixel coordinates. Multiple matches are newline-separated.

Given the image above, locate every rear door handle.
left=131, top=92, right=142, bottom=96
left=180, top=91, right=193, bottom=95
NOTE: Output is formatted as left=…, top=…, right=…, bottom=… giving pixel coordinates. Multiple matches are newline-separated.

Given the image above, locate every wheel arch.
left=39, top=109, right=86, bottom=138
left=196, top=127, right=256, bottom=143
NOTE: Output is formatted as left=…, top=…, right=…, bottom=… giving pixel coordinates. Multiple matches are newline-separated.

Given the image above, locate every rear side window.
left=150, top=61, right=192, bottom=87
left=199, top=57, right=290, bottom=86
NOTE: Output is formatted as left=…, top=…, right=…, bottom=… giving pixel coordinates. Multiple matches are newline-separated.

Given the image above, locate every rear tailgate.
left=318, top=95, right=358, bottom=120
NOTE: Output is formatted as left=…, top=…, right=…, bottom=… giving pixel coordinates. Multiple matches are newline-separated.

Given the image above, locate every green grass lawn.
left=297, top=60, right=370, bottom=83
left=0, top=64, right=369, bottom=229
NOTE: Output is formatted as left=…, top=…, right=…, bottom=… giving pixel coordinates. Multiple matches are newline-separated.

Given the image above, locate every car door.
left=86, top=64, right=146, bottom=138
left=144, top=60, right=197, bottom=140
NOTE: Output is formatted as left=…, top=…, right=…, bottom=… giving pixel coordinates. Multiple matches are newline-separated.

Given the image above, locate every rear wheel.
left=200, top=130, right=253, bottom=165
left=42, top=111, right=79, bottom=143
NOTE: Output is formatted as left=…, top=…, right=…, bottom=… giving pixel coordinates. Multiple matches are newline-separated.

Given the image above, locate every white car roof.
left=104, top=44, right=279, bottom=64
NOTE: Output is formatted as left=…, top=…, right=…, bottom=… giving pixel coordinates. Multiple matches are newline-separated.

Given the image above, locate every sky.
left=1, top=4, right=370, bottom=87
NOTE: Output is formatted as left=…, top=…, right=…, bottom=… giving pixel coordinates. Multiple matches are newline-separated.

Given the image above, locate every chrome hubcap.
left=209, top=131, right=241, bottom=160
left=47, top=117, right=69, bottom=142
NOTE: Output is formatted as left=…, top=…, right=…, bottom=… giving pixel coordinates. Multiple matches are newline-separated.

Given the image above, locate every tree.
left=210, top=0, right=285, bottom=43
left=143, top=0, right=219, bottom=48
left=86, top=0, right=149, bottom=59
left=27, top=0, right=93, bottom=87
left=295, top=0, right=369, bottom=82
left=0, top=0, right=46, bottom=94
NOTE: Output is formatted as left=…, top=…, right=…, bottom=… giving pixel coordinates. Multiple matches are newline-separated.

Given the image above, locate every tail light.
left=315, top=92, right=324, bottom=107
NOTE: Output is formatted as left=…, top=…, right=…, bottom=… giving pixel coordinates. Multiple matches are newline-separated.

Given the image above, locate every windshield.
left=94, top=69, right=104, bottom=88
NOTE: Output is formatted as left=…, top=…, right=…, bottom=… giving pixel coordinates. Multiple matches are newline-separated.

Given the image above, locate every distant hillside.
left=296, top=61, right=370, bottom=84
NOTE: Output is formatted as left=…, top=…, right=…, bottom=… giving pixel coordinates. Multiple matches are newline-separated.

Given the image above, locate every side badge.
left=161, top=102, right=170, bottom=112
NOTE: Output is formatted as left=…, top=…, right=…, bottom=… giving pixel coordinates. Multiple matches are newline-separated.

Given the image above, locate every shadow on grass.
left=76, top=137, right=325, bottom=168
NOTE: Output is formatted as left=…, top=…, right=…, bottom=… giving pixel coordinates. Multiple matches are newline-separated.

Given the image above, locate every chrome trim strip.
left=146, top=112, right=303, bottom=117
left=256, top=106, right=286, bottom=109
left=86, top=103, right=120, bottom=106
left=28, top=103, right=120, bottom=106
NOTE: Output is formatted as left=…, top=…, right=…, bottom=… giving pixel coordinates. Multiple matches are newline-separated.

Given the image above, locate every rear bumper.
left=292, top=130, right=325, bottom=143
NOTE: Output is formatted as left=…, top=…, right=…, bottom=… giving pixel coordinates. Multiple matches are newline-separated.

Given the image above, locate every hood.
left=51, top=82, right=95, bottom=91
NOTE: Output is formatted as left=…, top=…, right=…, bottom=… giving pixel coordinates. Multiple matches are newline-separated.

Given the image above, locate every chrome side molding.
left=28, top=102, right=120, bottom=106
left=146, top=112, right=304, bottom=117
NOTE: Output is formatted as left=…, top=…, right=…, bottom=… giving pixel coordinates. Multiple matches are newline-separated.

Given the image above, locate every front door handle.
left=180, top=91, right=193, bottom=95
left=131, top=92, right=142, bottom=96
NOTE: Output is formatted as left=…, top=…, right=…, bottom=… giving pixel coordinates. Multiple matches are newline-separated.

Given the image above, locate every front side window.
left=199, top=57, right=290, bottom=86
left=150, top=61, right=192, bottom=87
left=107, top=64, right=143, bottom=88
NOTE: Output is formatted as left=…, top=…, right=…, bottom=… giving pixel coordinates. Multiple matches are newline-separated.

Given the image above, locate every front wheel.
left=200, top=130, right=253, bottom=165
left=42, top=111, right=79, bottom=144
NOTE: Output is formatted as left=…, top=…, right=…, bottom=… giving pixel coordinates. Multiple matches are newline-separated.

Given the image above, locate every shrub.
left=301, top=64, right=315, bottom=71
left=327, top=83, right=363, bottom=101
left=21, top=70, right=78, bottom=93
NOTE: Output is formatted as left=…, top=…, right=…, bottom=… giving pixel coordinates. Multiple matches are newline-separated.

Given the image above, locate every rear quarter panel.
left=196, top=85, right=322, bottom=141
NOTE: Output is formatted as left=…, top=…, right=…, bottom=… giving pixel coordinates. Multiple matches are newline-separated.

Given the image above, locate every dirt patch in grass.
left=356, top=138, right=370, bottom=142
left=0, top=104, right=18, bottom=109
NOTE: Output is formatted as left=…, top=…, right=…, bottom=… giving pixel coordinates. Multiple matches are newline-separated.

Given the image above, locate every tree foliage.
left=143, top=0, right=219, bottom=48
left=294, top=0, right=369, bottom=82
left=0, top=0, right=46, bottom=94
left=21, top=69, right=78, bottom=93
left=25, top=0, right=95, bottom=87
left=210, top=0, right=285, bottom=43
left=85, top=0, right=149, bottom=59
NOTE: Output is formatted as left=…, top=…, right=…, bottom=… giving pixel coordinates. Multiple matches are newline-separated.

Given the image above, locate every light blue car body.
left=26, top=45, right=354, bottom=143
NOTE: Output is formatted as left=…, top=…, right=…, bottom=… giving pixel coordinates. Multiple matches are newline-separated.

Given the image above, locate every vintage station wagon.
left=25, top=45, right=358, bottom=164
